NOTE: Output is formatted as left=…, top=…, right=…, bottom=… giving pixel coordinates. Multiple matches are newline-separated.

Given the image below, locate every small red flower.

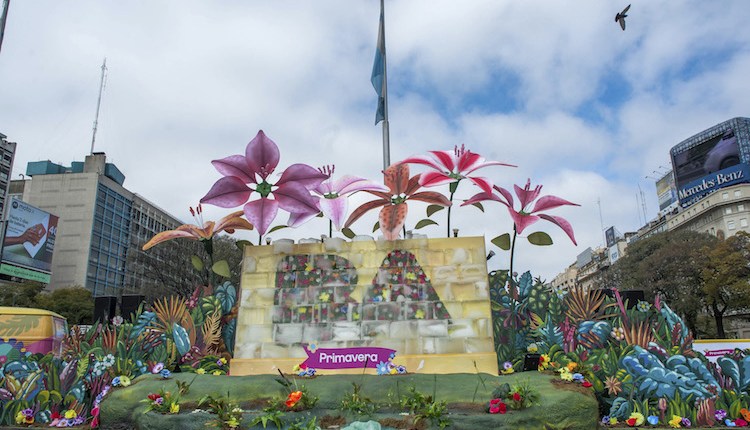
left=488, top=398, right=506, bottom=414
left=147, top=393, right=162, bottom=401
left=512, top=392, right=521, bottom=402
left=626, top=417, right=637, bottom=427
left=582, top=381, right=593, bottom=388
left=51, top=412, right=61, bottom=420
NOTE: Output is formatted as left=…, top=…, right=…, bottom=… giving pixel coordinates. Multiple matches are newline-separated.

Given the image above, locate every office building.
left=13, top=152, right=190, bottom=296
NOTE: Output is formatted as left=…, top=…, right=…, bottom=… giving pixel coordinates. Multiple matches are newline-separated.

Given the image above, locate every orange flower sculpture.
left=142, top=207, right=253, bottom=250
left=285, top=391, right=303, bottom=408
left=345, top=164, right=450, bottom=240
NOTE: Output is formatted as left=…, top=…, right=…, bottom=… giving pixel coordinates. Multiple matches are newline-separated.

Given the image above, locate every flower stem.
left=509, top=226, right=518, bottom=300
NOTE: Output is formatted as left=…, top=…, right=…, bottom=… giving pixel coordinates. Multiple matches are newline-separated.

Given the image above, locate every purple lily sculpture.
left=200, top=130, right=329, bottom=242
left=464, top=178, right=579, bottom=291
left=401, top=144, right=515, bottom=236
left=313, top=165, right=390, bottom=235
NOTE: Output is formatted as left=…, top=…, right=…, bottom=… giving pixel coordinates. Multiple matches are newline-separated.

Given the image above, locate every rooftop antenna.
left=637, top=183, right=648, bottom=222
left=90, top=58, right=108, bottom=154
left=597, top=197, right=605, bottom=247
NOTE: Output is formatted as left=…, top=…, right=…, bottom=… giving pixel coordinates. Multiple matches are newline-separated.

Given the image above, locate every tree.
left=0, top=280, right=46, bottom=307
left=701, top=231, right=750, bottom=338
left=34, top=286, right=94, bottom=325
left=130, top=233, right=244, bottom=302
left=610, top=230, right=718, bottom=337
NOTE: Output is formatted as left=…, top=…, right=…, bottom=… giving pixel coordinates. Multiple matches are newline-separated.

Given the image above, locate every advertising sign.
left=655, top=172, right=677, bottom=211
left=676, top=163, right=750, bottom=208
left=672, top=129, right=743, bottom=205
left=605, top=227, right=616, bottom=248
left=0, top=198, right=58, bottom=283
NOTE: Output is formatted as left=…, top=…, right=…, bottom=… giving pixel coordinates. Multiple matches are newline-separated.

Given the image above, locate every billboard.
left=655, top=171, right=677, bottom=212
left=0, top=198, right=58, bottom=283
left=671, top=129, right=748, bottom=207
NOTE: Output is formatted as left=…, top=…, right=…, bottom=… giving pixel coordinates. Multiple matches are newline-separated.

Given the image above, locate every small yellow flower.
left=293, top=364, right=301, bottom=373
left=299, top=307, right=307, bottom=314
left=628, top=412, right=645, bottom=426
left=319, top=292, right=330, bottom=302
left=64, top=410, right=77, bottom=419
left=390, top=367, right=397, bottom=374
left=405, top=272, right=417, bottom=281
left=213, top=370, right=222, bottom=376
left=610, top=417, right=618, bottom=425
left=415, top=309, right=425, bottom=319
left=560, top=371, right=573, bottom=382
left=170, top=403, right=180, bottom=414
left=226, top=417, right=240, bottom=428
left=219, top=357, right=228, bottom=365
left=15, top=411, right=24, bottom=425
left=120, top=375, right=131, bottom=387
left=669, top=415, right=682, bottom=428
left=196, top=368, right=206, bottom=374
left=305, top=262, right=313, bottom=272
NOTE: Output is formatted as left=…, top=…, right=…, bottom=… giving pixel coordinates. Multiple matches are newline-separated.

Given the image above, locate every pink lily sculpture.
left=345, top=164, right=451, bottom=241
left=142, top=207, right=253, bottom=251
left=401, top=144, right=515, bottom=195
left=313, top=165, right=390, bottom=233
left=464, top=179, right=579, bottom=290
left=200, top=130, right=329, bottom=239
left=401, top=144, right=514, bottom=236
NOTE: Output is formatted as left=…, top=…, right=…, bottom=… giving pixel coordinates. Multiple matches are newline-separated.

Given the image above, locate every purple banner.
left=301, top=345, right=396, bottom=369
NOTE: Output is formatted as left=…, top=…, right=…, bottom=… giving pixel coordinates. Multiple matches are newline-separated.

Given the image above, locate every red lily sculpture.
left=345, top=164, right=451, bottom=240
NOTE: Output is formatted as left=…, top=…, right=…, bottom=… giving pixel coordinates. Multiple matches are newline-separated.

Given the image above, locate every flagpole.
left=0, top=0, right=10, bottom=54
left=379, top=0, right=390, bottom=170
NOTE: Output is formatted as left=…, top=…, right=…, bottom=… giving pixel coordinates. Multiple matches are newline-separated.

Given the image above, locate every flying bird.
left=615, top=4, right=631, bottom=31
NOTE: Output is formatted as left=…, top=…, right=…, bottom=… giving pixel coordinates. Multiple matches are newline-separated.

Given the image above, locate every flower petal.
left=274, top=181, right=320, bottom=214
left=287, top=210, right=320, bottom=228
left=334, top=176, right=390, bottom=196
left=277, top=163, right=329, bottom=189
left=243, top=198, right=279, bottom=237
left=142, top=226, right=201, bottom=250
left=467, top=176, right=494, bottom=195
left=245, top=130, right=280, bottom=179
left=379, top=203, right=408, bottom=240
left=213, top=210, right=254, bottom=234
left=508, top=209, right=540, bottom=235
left=319, top=196, right=348, bottom=231
left=538, top=214, right=578, bottom=245
left=384, top=164, right=410, bottom=194
left=531, top=195, right=580, bottom=213
left=429, top=150, right=457, bottom=172
left=514, top=179, right=541, bottom=210
left=400, top=154, right=447, bottom=172
left=409, top=191, right=451, bottom=206
left=201, top=176, right=253, bottom=208
left=211, top=155, right=255, bottom=184
left=462, top=191, right=506, bottom=207
left=419, top=171, right=454, bottom=188
left=463, top=159, right=516, bottom=174
left=344, top=198, right=388, bottom=228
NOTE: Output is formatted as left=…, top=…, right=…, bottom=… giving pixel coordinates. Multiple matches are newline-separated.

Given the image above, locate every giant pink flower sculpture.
left=200, top=130, right=328, bottom=236
left=463, top=179, right=579, bottom=244
left=313, top=165, right=389, bottom=231
left=401, top=144, right=515, bottom=195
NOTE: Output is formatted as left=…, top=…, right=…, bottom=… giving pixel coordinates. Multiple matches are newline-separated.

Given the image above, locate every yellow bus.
left=0, top=307, right=67, bottom=358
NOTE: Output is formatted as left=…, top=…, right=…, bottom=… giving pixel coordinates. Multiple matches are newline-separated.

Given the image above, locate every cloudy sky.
left=2, top=1, right=750, bottom=281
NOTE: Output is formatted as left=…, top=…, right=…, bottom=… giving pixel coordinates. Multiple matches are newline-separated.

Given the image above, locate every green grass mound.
left=99, top=371, right=598, bottom=429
